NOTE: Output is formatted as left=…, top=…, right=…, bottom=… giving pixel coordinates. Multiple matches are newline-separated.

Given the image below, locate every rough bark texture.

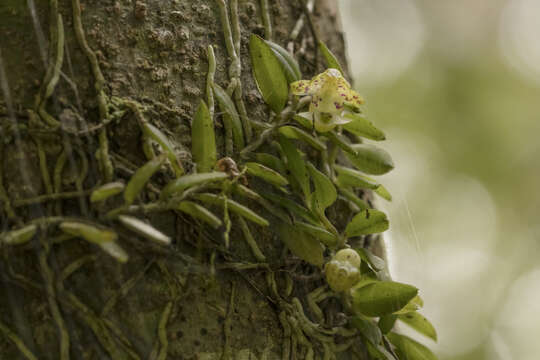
left=0, top=1, right=374, bottom=359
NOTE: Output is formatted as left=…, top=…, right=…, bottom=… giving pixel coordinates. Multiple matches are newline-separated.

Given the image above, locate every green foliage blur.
left=342, top=0, right=540, bottom=359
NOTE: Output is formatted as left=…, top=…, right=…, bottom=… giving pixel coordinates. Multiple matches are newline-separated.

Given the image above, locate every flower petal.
left=344, top=89, right=365, bottom=109
left=314, top=112, right=337, bottom=132
left=291, top=80, right=315, bottom=95
left=332, top=114, right=353, bottom=125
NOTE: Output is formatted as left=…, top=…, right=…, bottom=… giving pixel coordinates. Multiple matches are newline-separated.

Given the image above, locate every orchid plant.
left=290, top=68, right=365, bottom=132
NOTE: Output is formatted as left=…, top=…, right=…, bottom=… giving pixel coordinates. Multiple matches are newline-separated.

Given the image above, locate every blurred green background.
left=340, top=0, right=540, bottom=359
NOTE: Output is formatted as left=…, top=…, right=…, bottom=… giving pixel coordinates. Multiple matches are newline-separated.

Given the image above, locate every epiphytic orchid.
left=290, top=68, right=364, bottom=132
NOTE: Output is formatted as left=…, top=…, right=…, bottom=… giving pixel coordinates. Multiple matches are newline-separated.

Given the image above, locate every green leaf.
left=90, top=182, right=125, bottom=203
left=394, top=295, right=424, bottom=315
left=334, top=165, right=380, bottom=190
left=252, top=153, right=287, bottom=175
left=345, top=144, right=395, bottom=175
left=98, top=242, right=130, bottom=264
left=1, top=225, right=37, bottom=246
left=277, top=222, right=324, bottom=266
left=352, top=281, right=419, bottom=317
left=262, top=192, right=318, bottom=224
left=356, top=248, right=386, bottom=271
left=192, top=100, right=217, bottom=172
left=339, top=188, right=369, bottom=211
left=117, top=215, right=171, bottom=245
left=342, top=113, right=386, bottom=141
left=143, top=123, right=183, bottom=177
left=366, top=341, right=393, bottom=360
left=245, top=162, right=289, bottom=187
left=351, top=315, right=382, bottom=346
left=387, top=332, right=438, bottom=360
left=269, top=48, right=299, bottom=84
left=124, top=154, right=167, bottom=206
left=294, top=221, right=338, bottom=247
left=345, top=209, right=389, bottom=237
left=306, top=162, right=336, bottom=210
left=398, top=312, right=437, bottom=342
left=265, top=40, right=301, bottom=80
left=325, top=131, right=358, bottom=156
left=378, top=314, right=398, bottom=334
left=279, top=135, right=311, bottom=204
left=232, top=185, right=291, bottom=223
left=375, top=184, right=392, bottom=201
left=212, top=83, right=245, bottom=150
left=59, top=222, right=128, bottom=263
left=193, top=193, right=269, bottom=226
left=293, top=112, right=314, bottom=129
left=176, top=201, right=223, bottom=229
left=279, top=126, right=326, bottom=151
left=351, top=275, right=379, bottom=291
left=318, top=41, right=344, bottom=75
left=160, top=172, right=228, bottom=199
left=249, top=34, right=289, bottom=113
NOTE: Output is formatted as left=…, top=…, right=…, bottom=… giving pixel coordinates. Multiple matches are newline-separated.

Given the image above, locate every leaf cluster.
left=0, top=33, right=437, bottom=360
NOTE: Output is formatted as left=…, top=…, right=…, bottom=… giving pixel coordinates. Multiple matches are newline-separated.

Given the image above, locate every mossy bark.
left=0, top=1, right=374, bottom=359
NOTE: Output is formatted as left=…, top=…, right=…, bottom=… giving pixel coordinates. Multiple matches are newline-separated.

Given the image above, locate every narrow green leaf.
left=270, top=48, right=299, bottom=83
left=252, top=153, right=287, bottom=175
left=375, top=184, right=392, bottom=201
left=394, top=295, right=424, bottom=315
left=177, top=201, right=222, bottom=229
left=351, top=316, right=382, bottom=346
left=192, top=100, right=217, bottom=172
left=356, top=248, right=386, bottom=271
left=352, top=281, right=419, bottom=317
left=143, top=123, right=183, bottom=176
left=342, top=113, right=386, bottom=141
left=306, top=162, right=336, bottom=210
left=117, top=215, right=171, bottom=245
left=293, top=112, right=314, bottom=129
left=378, top=314, right=398, bottom=334
left=351, top=276, right=379, bottom=291
left=1, top=225, right=37, bottom=246
left=160, top=172, right=228, bottom=199
left=387, top=332, right=438, bottom=360
left=245, top=162, right=289, bottom=187
left=295, top=221, right=338, bottom=247
left=318, top=41, right=344, bottom=75
left=90, top=182, right=125, bottom=203
left=262, top=192, right=318, bottom=225
left=193, top=193, right=269, bottom=226
left=232, top=184, right=290, bottom=223
left=325, top=131, right=358, bottom=156
left=279, top=126, right=327, bottom=151
left=339, top=188, right=369, bottom=211
left=99, top=242, right=129, bottom=264
left=249, top=34, right=289, bottom=113
left=212, top=83, right=245, bottom=150
left=366, top=341, right=393, bottom=360
left=345, top=144, right=395, bottom=175
left=59, top=222, right=128, bottom=263
left=124, top=154, right=167, bottom=206
left=334, top=165, right=380, bottom=190
left=398, top=312, right=438, bottom=341
left=345, top=209, right=389, bottom=237
left=277, top=222, right=324, bottom=266
left=265, top=40, right=301, bottom=80
left=279, top=135, right=311, bottom=204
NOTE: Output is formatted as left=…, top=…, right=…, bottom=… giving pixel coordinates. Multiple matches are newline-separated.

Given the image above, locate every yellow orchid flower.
left=290, top=68, right=364, bottom=132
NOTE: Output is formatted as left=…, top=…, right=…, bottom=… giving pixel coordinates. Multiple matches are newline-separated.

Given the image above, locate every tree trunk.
left=0, top=0, right=373, bottom=359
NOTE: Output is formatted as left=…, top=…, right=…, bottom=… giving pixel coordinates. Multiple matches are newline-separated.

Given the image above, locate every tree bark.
left=0, top=0, right=372, bottom=359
